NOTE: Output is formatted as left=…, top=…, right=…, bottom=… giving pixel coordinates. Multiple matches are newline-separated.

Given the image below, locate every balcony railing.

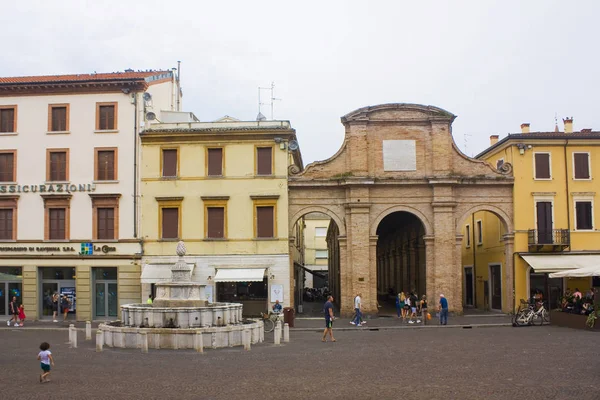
left=528, top=229, right=570, bottom=251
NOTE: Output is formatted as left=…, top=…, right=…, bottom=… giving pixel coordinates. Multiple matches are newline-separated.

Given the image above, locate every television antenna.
left=257, top=82, right=281, bottom=120
left=464, top=133, right=473, bottom=157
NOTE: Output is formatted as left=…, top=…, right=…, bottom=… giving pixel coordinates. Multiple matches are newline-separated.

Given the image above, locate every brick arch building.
left=288, top=103, right=514, bottom=316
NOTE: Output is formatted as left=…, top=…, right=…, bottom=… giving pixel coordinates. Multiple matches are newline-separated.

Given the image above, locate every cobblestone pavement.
left=1, top=326, right=598, bottom=400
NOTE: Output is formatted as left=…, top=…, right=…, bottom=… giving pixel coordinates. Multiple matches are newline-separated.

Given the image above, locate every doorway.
left=489, top=264, right=502, bottom=310
left=464, top=266, right=474, bottom=307
left=93, top=267, right=118, bottom=319
left=0, top=267, right=22, bottom=316
left=39, top=267, right=76, bottom=319
left=536, top=201, right=553, bottom=244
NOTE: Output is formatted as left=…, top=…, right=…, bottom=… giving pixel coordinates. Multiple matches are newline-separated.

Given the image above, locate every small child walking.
left=18, top=305, right=26, bottom=326
left=37, top=342, right=55, bottom=383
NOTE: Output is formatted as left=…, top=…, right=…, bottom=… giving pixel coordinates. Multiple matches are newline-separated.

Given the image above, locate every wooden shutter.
left=574, top=153, right=590, bottom=179
left=0, top=209, right=13, bottom=240
left=97, top=151, right=115, bottom=180
left=534, top=154, right=550, bottom=179
left=0, top=108, right=15, bottom=132
left=256, top=147, right=272, bottom=175
left=207, top=148, right=223, bottom=176
left=97, top=208, right=115, bottom=239
left=256, top=206, right=274, bottom=238
left=99, top=106, right=115, bottom=130
left=0, top=153, right=14, bottom=182
left=536, top=202, right=552, bottom=244
left=50, top=152, right=67, bottom=181
left=207, top=207, right=225, bottom=238
left=49, top=208, right=66, bottom=240
left=51, top=107, right=67, bottom=131
left=162, top=149, right=177, bottom=177
left=576, top=202, right=593, bottom=230
left=162, top=208, right=179, bottom=239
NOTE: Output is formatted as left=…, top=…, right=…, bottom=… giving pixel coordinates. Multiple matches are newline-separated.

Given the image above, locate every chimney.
left=520, top=123, right=530, bottom=134
left=490, top=135, right=499, bottom=146
left=581, top=128, right=592, bottom=133
left=563, top=117, right=573, bottom=133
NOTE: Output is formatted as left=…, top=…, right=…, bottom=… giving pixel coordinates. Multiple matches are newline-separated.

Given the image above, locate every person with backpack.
left=408, top=292, right=421, bottom=324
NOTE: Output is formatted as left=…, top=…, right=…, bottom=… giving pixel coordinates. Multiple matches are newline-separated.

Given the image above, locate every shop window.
left=256, top=147, right=273, bottom=175
left=47, top=149, right=69, bottom=182
left=217, top=277, right=268, bottom=302
left=573, top=153, right=590, bottom=179
left=575, top=201, right=593, bottom=230
left=48, top=104, right=69, bottom=132
left=207, top=148, right=223, bottom=176
left=0, top=106, right=16, bottom=133
left=161, top=148, right=178, bottom=178
left=96, top=102, right=117, bottom=131
left=0, top=151, right=16, bottom=182
left=534, top=153, right=551, bottom=179
left=43, top=195, right=71, bottom=240
left=95, top=148, right=117, bottom=181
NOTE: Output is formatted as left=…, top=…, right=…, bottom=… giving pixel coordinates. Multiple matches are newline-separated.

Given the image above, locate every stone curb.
left=290, top=323, right=513, bottom=332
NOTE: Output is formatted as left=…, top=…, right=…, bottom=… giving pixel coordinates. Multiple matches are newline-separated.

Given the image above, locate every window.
left=43, top=195, right=70, bottom=240
left=96, top=102, right=117, bottom=131
left=91, top=194, right=120, bottom=240
left=162, top=208, right=179, bottom=239
left=0, top=151, right=16, bottom=182
left=465, top=224, right=471, bottom=248
left=476, top=220, right=483, bottom=245
left=161, top=148, right=178, bottom=178
left=48, top=104, right=69, bottom=132
left=95, top=148, right=117, bottom=181
left=207, top=148, right=223, bottom=176
left=256, top=206, right=274, bottom=238
left=0, top=209, right=13, bottom=240
left=534, top=153, right=551, bottom=179
left=573, top=153, right=590, bottom=179
left=207, top=207, right=225, bottom=238
left=496, top=159, right=504, bottom=170
left=575, top=201, right=593, bottom=230
left=46, top=149, right=68, bottom=182
left=256, top=147, right=273, bottom=175
left=315, top=227, right=327, bottom=237
left=0, top=106, right=16, bottom=133
left=315, top=249, right=328, bottom=259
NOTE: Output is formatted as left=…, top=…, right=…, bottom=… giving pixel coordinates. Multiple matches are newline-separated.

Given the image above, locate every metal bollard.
left=194, top=331, right=204, bottom=353
left=283, top=323, right=290, bottom=343
left=140, top=332, right=148, bottom=353
left=86, top=321, right=92, bottom=341
left=71, top=326, right=78, bottom=348
left=96, top=330, right=103, bottom=352
left=243, top=329, right=251, bottom=351
left=274, top=322, right=281, bottom=345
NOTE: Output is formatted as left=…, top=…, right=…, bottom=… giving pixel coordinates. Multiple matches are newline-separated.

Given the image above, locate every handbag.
left=427, top=313, right=432, bottom=320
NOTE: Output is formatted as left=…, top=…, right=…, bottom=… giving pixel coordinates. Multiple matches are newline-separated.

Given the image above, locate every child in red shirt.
left=18, top=305, right=26, bottom=326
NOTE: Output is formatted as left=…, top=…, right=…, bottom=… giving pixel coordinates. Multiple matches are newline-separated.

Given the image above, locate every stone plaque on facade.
left=383, top=140, right=416, bottom=171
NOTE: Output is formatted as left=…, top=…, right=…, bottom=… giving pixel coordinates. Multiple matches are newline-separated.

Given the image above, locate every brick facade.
left=289, top=104, right=514, bottom=316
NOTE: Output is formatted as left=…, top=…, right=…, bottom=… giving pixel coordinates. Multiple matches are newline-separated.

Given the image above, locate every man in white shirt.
left=350, top=293, right=366, bottom=326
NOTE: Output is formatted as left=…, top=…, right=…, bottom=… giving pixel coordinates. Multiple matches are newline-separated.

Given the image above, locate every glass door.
left=108, top=283, right=118, bottom=317
left=95, top=283, right=106, bottom=317
left=41, top=283, right=58, bottom=318
left=0, top=283, right=5, bottom=315
left=94, top=282, right=118, bottom=319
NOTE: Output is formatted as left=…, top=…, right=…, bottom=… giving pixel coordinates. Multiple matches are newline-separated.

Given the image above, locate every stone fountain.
left=98, top=241, right=264, bottom=350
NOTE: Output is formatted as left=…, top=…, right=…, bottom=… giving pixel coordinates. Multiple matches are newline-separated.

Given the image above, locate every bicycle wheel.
left=263, top=318, right=274, bottom=333
left=541, top=309, right=549, bottom=324
left=514, top=310, right=529, bottom=326
left=532, top=312, right=543, bottom=326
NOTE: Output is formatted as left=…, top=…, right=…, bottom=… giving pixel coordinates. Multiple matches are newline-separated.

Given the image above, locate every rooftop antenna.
left=258, top=82, right=281, bottom=120
left=554, top=112, right=559, bottom=132
left=177, top=61, right=181, bottom=112
left=464, top=133, right=473, bottom=157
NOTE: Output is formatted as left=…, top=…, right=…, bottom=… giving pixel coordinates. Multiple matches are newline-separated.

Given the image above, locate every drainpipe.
left=563, top=140, right=571, bottom=242
left=511, top=145, right=516, bottom=314
left=133, top=92, right=138, bottom=238
left=472, top=213, right=477, bottom=308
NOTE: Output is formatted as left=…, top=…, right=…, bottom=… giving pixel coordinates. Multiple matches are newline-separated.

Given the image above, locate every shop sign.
left=0, top=183, right=96, bottom=194
left=0, top=243, right=117, bottom=255
left=80, top=243, right=117, bottom=255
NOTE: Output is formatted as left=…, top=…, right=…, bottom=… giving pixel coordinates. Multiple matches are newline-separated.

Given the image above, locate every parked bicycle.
left=513, top=299, right=549, bottom=326
left=260, top=311, right=283, bottom=333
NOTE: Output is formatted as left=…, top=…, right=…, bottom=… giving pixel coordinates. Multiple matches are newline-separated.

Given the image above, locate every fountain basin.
left=99, top=319, right=264, bottom=350
left=121, top=302, right=243, bottom=328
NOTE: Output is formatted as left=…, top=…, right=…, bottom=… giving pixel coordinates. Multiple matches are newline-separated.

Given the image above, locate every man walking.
left=322, top=295, right=336, bottom=342
left=350, top=293, right=366, bottom=326
left=438, top=294, right=449, bottom=325
left=8, top=296, right=19, bottom=326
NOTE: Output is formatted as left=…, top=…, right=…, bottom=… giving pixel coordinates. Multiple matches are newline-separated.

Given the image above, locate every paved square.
left=1, top=326, right=598, bottom=400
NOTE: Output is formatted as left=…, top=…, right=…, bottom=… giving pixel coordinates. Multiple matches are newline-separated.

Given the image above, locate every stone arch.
left=455, top=204, right=513, bottom=235
left=289, top=206, right=346, bottom=236
left=370, top=205, right=433, bottom=237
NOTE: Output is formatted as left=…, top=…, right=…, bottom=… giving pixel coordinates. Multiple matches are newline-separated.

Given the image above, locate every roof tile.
left=0, top=70, right=172, bottom=85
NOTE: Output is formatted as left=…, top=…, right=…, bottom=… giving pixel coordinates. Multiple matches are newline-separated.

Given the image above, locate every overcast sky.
left=3, top=1, right=599, bottom=163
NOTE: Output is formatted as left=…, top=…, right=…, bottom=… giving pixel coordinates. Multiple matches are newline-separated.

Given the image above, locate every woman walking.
left=420, top=295, right=428, bottom=325
left=395, top=293, right=403, bottom=318
left=52, top=293, right=59, bottom=323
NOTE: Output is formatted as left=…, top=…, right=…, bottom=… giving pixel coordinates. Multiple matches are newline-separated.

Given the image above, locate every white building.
left=0, top=69, right=183, bottom=321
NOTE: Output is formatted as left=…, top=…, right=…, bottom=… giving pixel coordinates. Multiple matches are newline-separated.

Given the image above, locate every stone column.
left=454, top=235, right=465, bottom=315
left=395, top=248, right=402, bottom=294
left=338, top=237, right=349, bottom=316
left=369, top=235, right=378, bottom=314
left=503, top=233, right=515, bottom=313
left=423, top=235, right=435, bottom=308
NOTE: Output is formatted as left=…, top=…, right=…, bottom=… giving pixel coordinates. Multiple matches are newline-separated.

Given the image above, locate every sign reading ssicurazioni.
left=0, top=183, right=96, bottom=194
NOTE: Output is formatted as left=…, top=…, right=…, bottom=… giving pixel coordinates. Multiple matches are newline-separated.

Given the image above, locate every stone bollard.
left=283, top=323, right=290, bottom=343
left=243, top=329, right=251, bottom=351
left=140, top=332, right=148, bottom=353
left=70, top=325, right=78, bottom=348
left=86, top=321, right=92, bottom=341
left=96, top=330, right=104, bottom=352
left=68, top=324, right=74, bottom=344
left=194, top=331, right=204, bottom=353
left=274, top=322, right=281, bottom=345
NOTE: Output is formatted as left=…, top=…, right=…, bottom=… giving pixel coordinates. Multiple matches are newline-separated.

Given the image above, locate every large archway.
left=376, top=212, right=426, bottom=312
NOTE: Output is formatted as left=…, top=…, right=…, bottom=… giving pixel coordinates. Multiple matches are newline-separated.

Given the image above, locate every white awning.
left=521, top=254, right=600, bottom=274
left=213, top=268, right=266, bottom=282
left=141, top=263, right=195, bottom=283
left=550, top=265, right=600, bottom=278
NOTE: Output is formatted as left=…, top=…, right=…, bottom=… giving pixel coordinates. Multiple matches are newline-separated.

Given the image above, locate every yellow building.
left=464, top=119, right=600, bottom=312
left=139, top=117, right=303, bottom=316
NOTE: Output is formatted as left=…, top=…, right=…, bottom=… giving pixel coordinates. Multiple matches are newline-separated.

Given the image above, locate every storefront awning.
left=213, top=268, right=266, bottom=282
left=141, top=263, right=195, bottom=283
left=521, top=254, right=600, bottom=274
left=549, top=265, right=600, bottom=278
